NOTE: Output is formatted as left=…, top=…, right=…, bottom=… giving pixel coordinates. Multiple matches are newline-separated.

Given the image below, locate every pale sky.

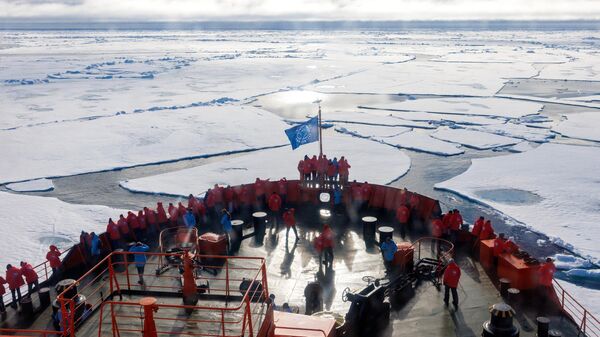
left=1, top=0, right=600, bottom=21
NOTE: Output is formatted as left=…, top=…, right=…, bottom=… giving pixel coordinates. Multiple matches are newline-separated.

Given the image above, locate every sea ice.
left=360, top=97, right=543, bottom=119
left=0, top=191, right=126, bottom=269
left=552, top=112, right=600, bottom=142
left=430, top=127, right=520, bottom=150
left=0, top=106, right=290, bottom=184
left=436, top=143, right=600, bottom=263
left=306, top=61, right=537, bottom=96
left=120, top=133, right=411, bottom=197
left=5, top=178, right=55, bottom=192
left=553, top=254, right=593, bottom=270
left=321, top=110, right=436, bottom=129
left=334, top=123, right=411, bottom=139
left=375, top=131, right=465, bottom=156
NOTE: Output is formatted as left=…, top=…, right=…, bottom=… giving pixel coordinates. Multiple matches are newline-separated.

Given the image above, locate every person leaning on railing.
left=46, top=245, right=62, bottom=274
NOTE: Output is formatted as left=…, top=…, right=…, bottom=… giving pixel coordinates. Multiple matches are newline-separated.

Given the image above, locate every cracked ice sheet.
left=361, top=97, right=543, bottom=119
left=431, top=127, right=520, bottom=150
left=468, top=123, right=554, bottom=143
left=6, top=178, right=54, bottom=192
left=305, top=61, right=537, bottom=96
left=0, top=191, right=126, bottom=269
left=120, top=133, right=411, bottom=197
left=433, top=46, right=571, bottom=64
left=552, top=112, right=600, bottom=142
left=321, top=110, right=436, bottom=129
left=333, top=123, right=411, bottom=138
left=0, top=56, right=364, bottom=130
left=436, top=143, right=600, bottom=263
left=360, top=109, right=504, bottom=126
left=333, top=123, right=463, bottom=156
left=0, top=106, right=289, bottom=184
left=538, top=53, right=600, bottom=81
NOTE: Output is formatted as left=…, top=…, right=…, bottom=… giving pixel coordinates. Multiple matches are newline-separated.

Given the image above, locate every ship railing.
left=2, top=246, right=74, bottom=308
left=56, top=251, right=268, bottom=337
left=0, top=328, right=63, bottom=336
left=553, top=279, right=599, bottom=337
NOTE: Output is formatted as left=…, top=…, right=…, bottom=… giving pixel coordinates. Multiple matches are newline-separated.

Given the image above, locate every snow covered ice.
left=436, top=143, right=600, bottom=264
left=5, top=178, right=55, bottom=192
left=120, top=133, right=411, bottom=197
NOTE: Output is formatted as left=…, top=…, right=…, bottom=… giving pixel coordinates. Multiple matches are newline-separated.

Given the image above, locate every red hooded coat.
left=443, top=262, right=461, bottom=288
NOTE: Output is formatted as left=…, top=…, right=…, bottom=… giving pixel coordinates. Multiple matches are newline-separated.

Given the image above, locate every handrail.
left=553, top=279, right=600, bottom=337
left=2, top=245, right=74, bottom=307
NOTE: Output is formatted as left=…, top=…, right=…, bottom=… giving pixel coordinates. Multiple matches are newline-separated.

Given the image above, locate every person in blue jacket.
left=380, top=236, right=398, bottom=272
left=221, top=209, right=232, bottom=252
left=183, top=208, right=196, bottom=229
left=90, top=232, right=102, bottom=264
left=128, top=242, right=150, bottom=285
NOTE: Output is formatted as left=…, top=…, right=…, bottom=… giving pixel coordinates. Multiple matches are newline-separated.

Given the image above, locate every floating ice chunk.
left=322, top=110, right=435, bottom=129
left=552, top=112, right=600, bottom=142
left=538, top=54, right=600, bottom=81
left=566, top=269, right=600, bottom=281
left=469, top=123, right=554, bottom=143
left=436, top=143, right=600, bottom=264
left=0, top=106, right=289, bottom=184
left=361, top=97, right=543, bottom=119
left=334, top=123, right=411, bottom=139
left=120, top=133, right=411, bottom=197
left=430, top=127, right=520, bottom=150
left=506, top=142, right=535, bottom=153
left=553, top=254, right=593, bottom=270
left=0, top=191, right=126, bottom=268
left=375, top=131, right=464, bottom=156
left=5, top=178, right=54, bottom=192
left=359, top=108, right=504, bottom=126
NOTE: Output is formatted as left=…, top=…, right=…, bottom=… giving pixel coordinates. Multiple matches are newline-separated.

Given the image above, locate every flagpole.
left=318, top=104, right=323, bottom=156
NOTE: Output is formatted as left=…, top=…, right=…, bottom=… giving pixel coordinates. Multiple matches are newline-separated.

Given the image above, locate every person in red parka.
left=144, top=207, right=158, bottom=236
left=431, top=217, right=444, bottom=254
left=5, top=264, right=24, bottom=307
left=0, top=276, right=6, bottom=313
left=338, top=156, right=350, bottom=186
left=297, top=159, right=305, bottom=181
left=310, top=155, right=318, bottom=181
left=449, top=209, right=463, bottom=245
left=177, top=202, right=187, bottom=226
left=396, top=204, right=410, bottom=239
left=20, top=261, right=39, bottom=293
left=46, top=245, right=62, bottom=274
left=443, top=259, right=461, bottom=306
left=117, top=214, right=131, bottom=242
left=106, top=218, right=121, bottom=250
left=472, top=216, right=484, bottom=237
left=492, top=233, right=507, bottom=267
left=504, top=236, right=519, bottom=254
left=278, top=178, right=288, bottom=207
left=442, top=210, right=453, bottom=235
left=127, top=211, right=141, bottom=241
left=268, top=192, right=282, bottom=230
left=156, top=202, right=168, bottom=227
left=479, top=220, right=495, bottom=240
left=224, top=186, right=235, bottom=213
left=282, top=208, right=299, bottom=242
left=320, top=224, right=335, bottom=269
left=167, top=203, right=178, bottom=227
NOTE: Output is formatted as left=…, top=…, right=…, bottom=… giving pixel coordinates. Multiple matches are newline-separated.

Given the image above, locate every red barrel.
left=198, top=232, right=228, bottom=267
left=393, top=242, right=414, bottom=272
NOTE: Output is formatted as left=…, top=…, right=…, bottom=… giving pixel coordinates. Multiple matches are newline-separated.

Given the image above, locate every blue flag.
left=285, top=116, right=319, bottom=150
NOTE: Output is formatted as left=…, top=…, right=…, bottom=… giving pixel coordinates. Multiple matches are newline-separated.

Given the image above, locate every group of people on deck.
left=298, top=154, right=350, bottom=187
left=1, top=261, right=42, bottom=312
left=379, top=206, right=557, bottom=309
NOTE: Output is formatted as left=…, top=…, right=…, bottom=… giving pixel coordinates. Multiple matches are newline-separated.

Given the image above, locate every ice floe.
left=0, top=191, right=126, bottom=269
left=430, top=127, right=520, bottom=150
left=361, top=97, right=544, bottom=119
left=321, top=110, right=436, bottom=129
left=5, top=178, right=54, bottom=192
left=436, top=143, right=600, bottom=263
left=553, top=254, right=593, bottom=270
left=0, top=106, right=289, bottom=184
left=120, top=133, right=411, bottom=197
left=306, top=61, right=537, bottom=96
left=552, top=112, right=600, bottom=142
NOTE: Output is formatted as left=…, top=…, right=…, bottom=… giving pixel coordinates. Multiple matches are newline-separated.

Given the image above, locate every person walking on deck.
left=221, top=209, right=233, bottom=252
left=128, top=242, right=150, bottom=285
left=380, top=236, right=398, bottom=272
left=268, top=192, right=282, bottom=230
left=283, top=208, right=299, bottom=241
left=443, top=259, right=461, bottom=307
left=396, top=204, right=410, bottom=239
left=5, top=264, right=24, bottom=308
left=20, top=261, right=39, bottom=294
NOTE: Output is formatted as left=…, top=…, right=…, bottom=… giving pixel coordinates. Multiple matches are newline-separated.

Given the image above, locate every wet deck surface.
left=0, top=203, right=582, bottom=336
